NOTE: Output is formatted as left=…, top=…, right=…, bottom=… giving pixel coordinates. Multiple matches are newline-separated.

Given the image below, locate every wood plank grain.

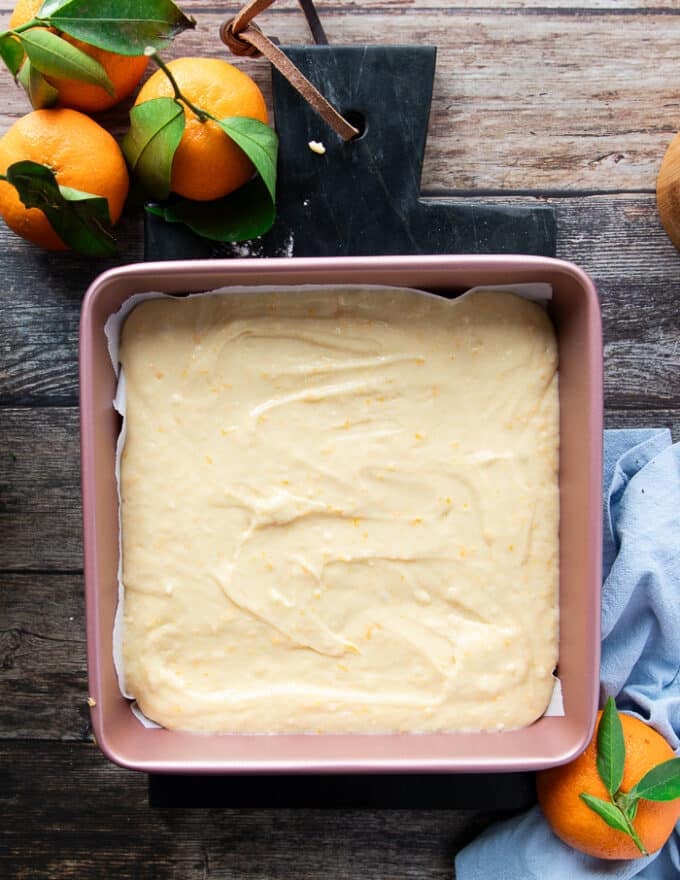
left=0, top=573, right=90, bottom=741
left=1, top=408, right=82, bottom=570
left=0, top=212, right=144, bottom=404
left=0, top=739, right=499, bottom=879
left=605, top=408, right=679, bottom=438
left=553, top=194, right=680, bottom=280
left=0, top=5, right=678, bottom=190
left=3, top=0, right=680, bottom=17
left=248, top=0, right=680, bottom=9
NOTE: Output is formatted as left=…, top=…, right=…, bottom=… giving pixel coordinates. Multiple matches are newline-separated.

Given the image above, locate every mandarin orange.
left=10, top=0, right=149, bottom=112
left=537, top=710, right=680, bottom=860
left=133, top=57, right=269, bottom=201
left=0, top=108, right=129, bottom=249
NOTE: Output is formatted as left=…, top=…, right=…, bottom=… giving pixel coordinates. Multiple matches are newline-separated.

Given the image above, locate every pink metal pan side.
left=80, top=255, right=603, bottom=774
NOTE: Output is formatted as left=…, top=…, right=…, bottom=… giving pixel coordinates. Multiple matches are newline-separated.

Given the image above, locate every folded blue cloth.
left=455, top=429, right=680, bottom=879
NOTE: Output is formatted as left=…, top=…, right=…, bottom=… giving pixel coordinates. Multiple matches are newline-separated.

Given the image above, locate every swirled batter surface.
left=119, top=287, right=559, bottom=733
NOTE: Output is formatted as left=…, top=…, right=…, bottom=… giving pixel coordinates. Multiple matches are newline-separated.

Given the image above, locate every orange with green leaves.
left=9, top=0, right=149, bottom=112
left=0, top=107, right=129, bottom=253
left=0, top=2, right=278, bottom=254
left=537, top=698, right=680, bottom=860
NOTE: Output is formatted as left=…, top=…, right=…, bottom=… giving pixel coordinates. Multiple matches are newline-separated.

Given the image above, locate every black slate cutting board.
left=145, top=45, right=556, bottom=260
left=147, top=43, right=549, bottom=809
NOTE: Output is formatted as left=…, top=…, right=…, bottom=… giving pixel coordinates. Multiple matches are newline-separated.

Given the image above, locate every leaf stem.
left=622, top=813, right=648, bottom=856
left=616, top=790, right=638, bottom=817
left=4, top=19, right=42, bottom=36
left=148, top=50, right=211, bottom=123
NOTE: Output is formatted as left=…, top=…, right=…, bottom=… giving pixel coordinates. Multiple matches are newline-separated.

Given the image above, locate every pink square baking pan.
left=80, top=254, right=603, bottom=774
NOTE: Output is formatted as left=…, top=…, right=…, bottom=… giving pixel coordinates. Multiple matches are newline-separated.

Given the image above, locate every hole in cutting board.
left=343, top=109, right=367, bottom=139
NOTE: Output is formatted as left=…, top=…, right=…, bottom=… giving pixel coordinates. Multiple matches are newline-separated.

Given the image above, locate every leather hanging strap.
left=221, top=0, right=359, bottom=141
left=297, top=0, right=329, bottom=45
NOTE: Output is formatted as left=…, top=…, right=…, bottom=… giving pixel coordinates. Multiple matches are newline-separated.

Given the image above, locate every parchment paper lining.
left=105, top=282, right=563, bottom=730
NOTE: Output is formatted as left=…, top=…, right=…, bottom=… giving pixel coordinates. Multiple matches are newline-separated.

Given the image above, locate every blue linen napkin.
left=455, top=429, right=680, bottom=879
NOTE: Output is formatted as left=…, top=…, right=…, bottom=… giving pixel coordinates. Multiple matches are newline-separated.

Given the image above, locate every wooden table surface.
left=2, top=1, right=679, bottom=877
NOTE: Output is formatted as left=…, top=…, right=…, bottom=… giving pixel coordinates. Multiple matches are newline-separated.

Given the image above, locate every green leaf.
left=0, top=34, right=25, bottom=78
left=43, top=0, right=196, bottom=56
left=580, top=793, right=648, bottom=855
left=628, top=757, right=680, bottom=803
left=580, top=793, right=631, bottom=835
left=18, top=57, right=59, bottom=109
left=596, top=697, right=626, bottom=797
left=38, top=0, right=77, bottom=13
left=123, top=97, right=185, bottom=200
left=19, top=28, right=114, bottom=94
left=217, top=117, right=278, bottom=203
left=146, top=175, right=276, bottom=243
left=5, top=160, right=117, bottom=257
